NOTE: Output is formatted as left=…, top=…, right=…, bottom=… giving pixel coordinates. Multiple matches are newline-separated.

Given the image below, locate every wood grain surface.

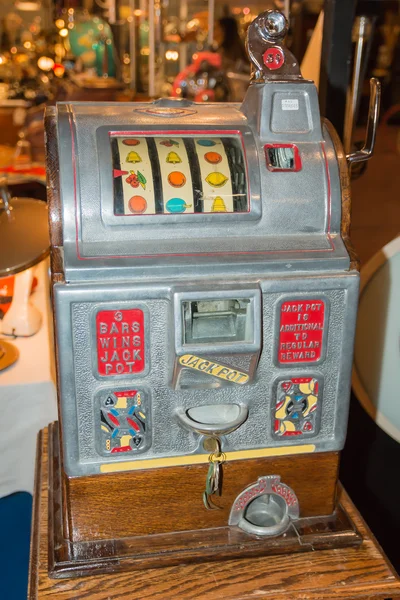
left=29, top=428, right=400, bottom=600
left=66, top=444, right=339, bottom=542
left=48, top=424, right=359, bottom=577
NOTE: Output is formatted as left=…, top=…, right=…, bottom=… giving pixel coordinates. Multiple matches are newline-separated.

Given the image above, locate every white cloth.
left=0, top=260, right=57, bottom=497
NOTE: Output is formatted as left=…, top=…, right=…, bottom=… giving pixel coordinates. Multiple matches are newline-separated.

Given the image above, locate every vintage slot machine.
left=45, top=10, right=380, bottom=577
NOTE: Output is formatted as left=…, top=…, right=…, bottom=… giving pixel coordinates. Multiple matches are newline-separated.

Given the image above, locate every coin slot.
left=264, top=144, right=301, bottom=172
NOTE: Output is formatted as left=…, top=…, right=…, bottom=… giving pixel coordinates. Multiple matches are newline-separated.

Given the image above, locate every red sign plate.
left=96, top=309, right=145, bottom=376
left=278, top=300, right=325, bottom=364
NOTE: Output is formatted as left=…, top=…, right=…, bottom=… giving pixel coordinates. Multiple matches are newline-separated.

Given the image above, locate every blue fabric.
left=0, top=492, right=32, bottom=599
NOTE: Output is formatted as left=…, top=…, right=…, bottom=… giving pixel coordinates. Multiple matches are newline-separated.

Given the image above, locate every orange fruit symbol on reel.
left=204, top=151, right=222, bottom=164
left=122, top=138, right=140, bottom=146
left=128, top=195, right=147, bottom=213
left=167, top=171, right=186, bottom=187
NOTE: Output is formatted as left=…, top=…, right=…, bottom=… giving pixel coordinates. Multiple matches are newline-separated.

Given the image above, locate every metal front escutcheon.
left=229, top=476, right=299, bottom=536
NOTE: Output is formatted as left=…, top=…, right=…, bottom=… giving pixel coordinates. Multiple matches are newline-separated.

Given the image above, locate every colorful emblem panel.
left=111, top=135, right=248, bottom=215
left=273, top=376, right=321, bottom=437
left=278, top=299, right=325, bottom=364
left=98, top=388, right=150, bottom=456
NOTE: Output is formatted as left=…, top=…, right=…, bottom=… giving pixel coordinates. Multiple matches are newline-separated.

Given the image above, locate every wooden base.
left=29, top=426, right=400, bottom=599
left=64, top=434, right=340, bottom=543
left=45, top=423, right=363, bottom=579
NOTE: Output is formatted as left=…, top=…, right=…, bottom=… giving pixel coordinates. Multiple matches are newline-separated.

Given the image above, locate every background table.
left=0, top=259, right=57, bottom=498
left=29, top=427, right=400, bottom=600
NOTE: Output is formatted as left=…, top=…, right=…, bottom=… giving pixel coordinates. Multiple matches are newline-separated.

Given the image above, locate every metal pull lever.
left=346, top=78, right=381, bottom=166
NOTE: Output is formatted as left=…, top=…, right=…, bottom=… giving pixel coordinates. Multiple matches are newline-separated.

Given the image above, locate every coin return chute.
left=241, top=494, right=289, bottom=535
left=229, top=476, right=300, bottom=537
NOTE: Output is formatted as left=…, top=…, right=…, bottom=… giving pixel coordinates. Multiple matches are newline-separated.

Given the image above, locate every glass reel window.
left=111, top=135, right=249, bottom=215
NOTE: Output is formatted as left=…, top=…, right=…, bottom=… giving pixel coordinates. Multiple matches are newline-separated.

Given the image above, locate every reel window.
left=111, top=134, right=249, bottom=216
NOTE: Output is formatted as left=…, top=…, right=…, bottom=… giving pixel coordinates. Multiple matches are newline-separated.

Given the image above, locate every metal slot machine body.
left=45, top=11, right=379, bottom=578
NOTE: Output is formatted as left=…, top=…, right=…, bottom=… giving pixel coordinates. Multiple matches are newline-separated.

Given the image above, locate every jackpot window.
left=111, top=135, right=249, bottom=216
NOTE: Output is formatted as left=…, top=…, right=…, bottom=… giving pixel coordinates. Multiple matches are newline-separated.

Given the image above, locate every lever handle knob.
left=346, top=78, right=381, bottom=166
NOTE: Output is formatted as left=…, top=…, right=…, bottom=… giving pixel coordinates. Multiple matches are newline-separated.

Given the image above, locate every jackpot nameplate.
left=96, top=309, right=145, bottom=376
left=179, top=354, right=249, bottom=384
left=278, top=300, right=325, bottom=364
